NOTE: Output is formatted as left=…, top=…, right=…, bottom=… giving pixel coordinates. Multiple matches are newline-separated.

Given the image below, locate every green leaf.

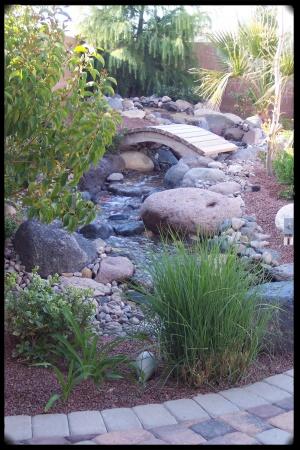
left=44, top=394, right=61, bottom=412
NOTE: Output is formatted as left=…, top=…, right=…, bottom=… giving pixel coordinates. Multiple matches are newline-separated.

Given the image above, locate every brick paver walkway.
left=5, top=369, right=293, bottom=445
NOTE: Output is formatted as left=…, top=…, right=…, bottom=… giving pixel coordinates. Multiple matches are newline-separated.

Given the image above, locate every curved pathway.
left=5, top=370, right=293, bottom=445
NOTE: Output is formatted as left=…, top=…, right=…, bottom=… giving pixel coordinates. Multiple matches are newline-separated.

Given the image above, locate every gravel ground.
left=5, top=333, right=293, bottom=417
left=243, top=160, right=294, bottom=264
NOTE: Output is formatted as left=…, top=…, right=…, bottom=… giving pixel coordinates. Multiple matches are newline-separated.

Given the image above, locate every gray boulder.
left=193, top=110, right=236, bottom=135
left=226, top=146, right=260, bottom=161
left=181, top=167, right=226, bottom=187
left=249, top=281, right=293, bottom=352
left=79, top=221, right=113, bottom=239
left=105, top=95, right=123, bottom=111
left=14, top=220, right=98, bottom=277
left=155, top=146, right=178, bottom=167
left=208, top=181, right=241, bottom=196
left=164, top=162, right=190, bottom=188
left=224, top=127, right=244, bottom=141
left=161, top=101, right=178, bottom=112
left=267, top=263, right=294, bottom=281
left=78, top=155, right=125, bottom=196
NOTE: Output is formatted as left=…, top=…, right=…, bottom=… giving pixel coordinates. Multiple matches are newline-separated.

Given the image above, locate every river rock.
left=60, top=276, right=111, bottom=296
left=121, top=109, right=146, bottom=119
left=108, top=213, right=130, bottom=221
left=78, top=154, right=125, bottom=195
left=120, top=151, right=154, bottom=172
left=207, top=161, right=224, bottom=169
left=107, top=183, right=149, bottom=197
left=267, top=263, right=294, bottom=281
left=140, top=188, right=243, bottom=235
left=245, top=114, right=263, bottom=128
left=5, top=204, right=17, bottom=217
left=107, top=172, right=124, bottom=182
left=79, top=221, right=113, bottom=239
left=164, top=162, right=190, bottom=188
left=81, top=267, right=93, bottom=278
left=227, top=164, right=243, bottom=175
left=161, top=96, right=172, bottom=103
left=105, top=95, right=123, bottom=111
left=122, top=99, right=135, bottom=110
left=175, top=99, right=193, bottom=112
left=113, top=221, right=145, bottom=236
left=192, top=110, right=236, bottom=135
left=161, top=101, right=178, bottom=112
left=95, top=256, right=135, bottom=284
left=14, top=220, right=98, bottom=277
left=231, top=217, right=245, bottom=230
left=180, top=155, right=214, bottom=168
left=181, top=168, right=226, bottom=187
left=226, top=146, right=260, bottom=161
left=208, top=181, right=241, bottom=195
left=275, top=203, right=294, bottom=232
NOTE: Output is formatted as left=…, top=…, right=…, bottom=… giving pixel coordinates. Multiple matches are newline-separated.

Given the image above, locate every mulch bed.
left=243, top=160, right=293, bottom=264
left=5, top=333, right=293, bottom=417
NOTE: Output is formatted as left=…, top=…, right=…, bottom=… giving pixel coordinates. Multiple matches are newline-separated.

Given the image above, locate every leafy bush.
left=139, top=238, right=274, bottom=385
left=5, top=217, right=18, bottom=238
left=5, top=5, right=121, bottom=231
left=40, top=307, right=128, bottom=410
left=5, top=271, right=96, bottom=361
left=273, top=150, right=294, bottom=199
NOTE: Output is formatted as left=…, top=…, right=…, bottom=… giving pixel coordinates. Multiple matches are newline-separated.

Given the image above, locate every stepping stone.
left=263, top=374, right=293, bottom=394
left=247, top=404, right=285, bottom=419
left=193, top=392, right=240, bottom=417
left=243, top=381, right=291, bottom=403
left=132, top=404, right=177, bottom=429
left=68, top=411, right=106, bottom=436
left=275, top=396, right=294, bottom=411
left=152, top=424, right=206, bottom=444
left=164, top=398, right=209, bottom=422
left=205, top=431, right=258, bottom=445
left=101, top=408, right=142, bottom=431
left=255, top=428, right=293, bottom=445
left=219, top=411, right=272, bottom=436
left=32, top=414, right=69, bottom=438
left=5, top=416, right=32, bottom=441
left=93, top=429, right=153, bottom=445
left=268, top=411, right=294, bottom=433
left=190, top=418, right=235, bottom=440
left=219, top=387, right=269, bottom=409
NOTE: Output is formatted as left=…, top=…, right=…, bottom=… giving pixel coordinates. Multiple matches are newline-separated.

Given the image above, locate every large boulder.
left=120, top=151, right=154, bottom=172
left=224, top=127, right=244, bottom=141
left=140, top=188, right=243, bottom=235
left=161, top=101, right=178, bottom=112
left=14, top=220, right=98, bottom=277
left=208, top=181, right=241, bottom=195
left=245, top=115, right=263, bottom=128
left=155, top=146, right=178, bottom=167
left=242, top=128, right=265, bottom=145
left=60, top=276, right=111, bottom=297
left=193, top=110, right=236, bottom=135
left=122, top=99, right=135, bottom=110
left=180, top=155, right=214, bottom=168
left=164, top=162, right=189, bottom=188
left=95, top=256, right=135, bottom=284
left=181, top=167, right=226, bottom=187
left=226, top=146, right=260, bottom=161
left=78, top=154, right=125, bottom=196
left=267, top=263, right=294, bottom=281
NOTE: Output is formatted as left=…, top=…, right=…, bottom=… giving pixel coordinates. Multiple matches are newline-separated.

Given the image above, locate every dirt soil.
left=5, top=333, right=293, bottom=416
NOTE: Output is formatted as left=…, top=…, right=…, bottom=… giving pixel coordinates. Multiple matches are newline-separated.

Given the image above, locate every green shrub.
left=273, top=150, right=294, bottom=199
left=40, top=307, right=128, bottom=411
left=5, top=217, right=18, bottom=238
left=5, top=271, right=96, bottom=361
left=139, top=238, right=274, bottom=386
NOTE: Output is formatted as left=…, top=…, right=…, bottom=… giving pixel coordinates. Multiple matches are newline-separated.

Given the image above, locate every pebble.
left=130, top=317, right=140, bottom=325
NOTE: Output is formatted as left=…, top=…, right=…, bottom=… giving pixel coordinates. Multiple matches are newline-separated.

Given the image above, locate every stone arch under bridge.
left=120, top=124, right=238, bottom=159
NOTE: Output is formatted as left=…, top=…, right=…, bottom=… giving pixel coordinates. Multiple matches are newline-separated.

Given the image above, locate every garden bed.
left=5, top=333, right=293, bottom=416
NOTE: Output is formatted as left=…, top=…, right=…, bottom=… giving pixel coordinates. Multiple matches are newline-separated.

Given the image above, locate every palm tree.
left=190, top=6, right=293, bottom=176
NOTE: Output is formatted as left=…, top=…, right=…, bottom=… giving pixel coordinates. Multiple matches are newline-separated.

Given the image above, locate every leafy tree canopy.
left=5, top=5, right=121, bottom=231
left=79, top=5, right=211, bottom=97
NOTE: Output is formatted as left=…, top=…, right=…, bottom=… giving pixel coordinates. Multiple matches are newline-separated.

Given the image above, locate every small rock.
left=231, top=217, right=245, bottom=231
left=227, top=164, right=243, bottom=174
left=250, top=240, right=269, bottom=249
left=81, top=267, right=93, bottom=278
left=130, top=317, right=140, bottom=325
left=207, top=161, right=224, bottom=169
left=107, top=172, right=124, bottom=182
left=262, top=251, right=273, bottom=265
left=73, top=272, right=82, bottom=277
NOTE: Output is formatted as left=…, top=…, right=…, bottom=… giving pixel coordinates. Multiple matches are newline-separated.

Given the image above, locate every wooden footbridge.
left=120, top=124, right=238, bottom=158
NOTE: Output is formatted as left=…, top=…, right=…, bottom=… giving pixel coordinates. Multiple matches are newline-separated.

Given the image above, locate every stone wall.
left=193, top=42, right=294, bottom=119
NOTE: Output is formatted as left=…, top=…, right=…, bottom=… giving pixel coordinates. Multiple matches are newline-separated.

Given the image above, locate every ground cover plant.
left=273, top=148, right=294, bottom=199
left=138, top=237, right=275, bottom=386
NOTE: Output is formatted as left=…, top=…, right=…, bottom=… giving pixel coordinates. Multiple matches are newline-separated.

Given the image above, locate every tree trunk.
left=266, top=5, right=284, bottom=176
left=137, top=6, right=145, bottom=37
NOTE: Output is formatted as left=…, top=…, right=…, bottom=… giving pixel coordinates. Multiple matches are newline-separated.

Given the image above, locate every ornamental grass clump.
left=142, top=238, right=275, bottom=386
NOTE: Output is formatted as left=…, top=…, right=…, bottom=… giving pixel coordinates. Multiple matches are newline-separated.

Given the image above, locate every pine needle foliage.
left=79, top=5, right=210, bottom=97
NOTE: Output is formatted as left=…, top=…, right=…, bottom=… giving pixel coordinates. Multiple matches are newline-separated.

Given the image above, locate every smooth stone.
left=231, top=217, right=245, bottom=231
left=208, top=181, right=241, bottom=196
left=133, top=351, right=158, bottom=381
left=107, top=173, right=124, bottom=182
left=108, top=214, right=130, bottom=221
left=79, top=222, right=113, bottom=240
left=113, top=221, right=145, bottom=236
left=268, top=263, right=294, bottom=281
